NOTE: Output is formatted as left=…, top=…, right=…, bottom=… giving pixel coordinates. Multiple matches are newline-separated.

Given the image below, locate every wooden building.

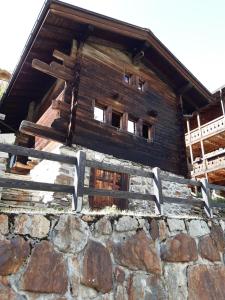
left=185, top=87, right=225, bottom=185
left=0, top=0, right=214, bottom=180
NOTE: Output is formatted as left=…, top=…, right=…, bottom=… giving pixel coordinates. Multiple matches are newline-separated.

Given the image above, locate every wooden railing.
left=192, top=153, right=225, bottom=176
left=0, top=143, right=224, bottom=218
left=185, top=115, right=225, bottom=145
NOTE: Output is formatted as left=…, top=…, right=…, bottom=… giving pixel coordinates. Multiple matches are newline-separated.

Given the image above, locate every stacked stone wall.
left=0, top=212, right=225, bottom=299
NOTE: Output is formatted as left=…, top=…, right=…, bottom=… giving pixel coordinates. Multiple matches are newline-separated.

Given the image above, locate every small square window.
left=138, top=79, right=145, bottom=92
left=142, top=123, right=153, bottom=140
left=112, top=111, right=122, bottom=128
left=124, top=73, right=132, bottom=84
left=94, top=106, right=104, bottom=122
left=128, top=119, right=135, bottom=134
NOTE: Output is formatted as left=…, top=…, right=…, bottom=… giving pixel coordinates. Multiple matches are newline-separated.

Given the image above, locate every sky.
left=0, top=0, right=225, bottom=92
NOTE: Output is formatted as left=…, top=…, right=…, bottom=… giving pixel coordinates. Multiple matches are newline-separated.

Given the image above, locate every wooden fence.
left=0, top=143, right=224, bottom=217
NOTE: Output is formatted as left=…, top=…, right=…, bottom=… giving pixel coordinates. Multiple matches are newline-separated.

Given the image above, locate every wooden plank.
left=153, top=167, right=163, bottom=215
left=0, top=177, right=74, bottom=193
left=121, top=112, right=128, bottom=131
left=85, top=160, right=154, bottom=178
left=32, top=59, right=73, bottom=81
left=208, top=183, right=225, bottom=192
left=0, top=144, right=76, bottom=164
left=160, top=174, right=201, bottom=187
left=73, top=151, right=86, bottom=211
left=210, top=202, right=225, bottom=209
left=164, top=196, right=204, bottom=207
left=53, top=49, right=75, bottom=68
left=20, top=120, right=65, bottom=143
left=83, top=187, right=156, bottom=201
left=52, top=99, right=71, bottom=113
left=50, top=61, right=73, bottom=77
left=201, top=178, right=213, bottom=218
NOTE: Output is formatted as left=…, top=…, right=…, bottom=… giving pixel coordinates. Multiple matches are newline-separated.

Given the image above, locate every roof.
left=0, top=0, right=214, bottom=131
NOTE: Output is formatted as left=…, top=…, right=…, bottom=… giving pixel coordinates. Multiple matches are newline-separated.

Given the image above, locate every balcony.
left=185, top=115, right=225, bottom=145
left=192, top=153, right=225, bottom=176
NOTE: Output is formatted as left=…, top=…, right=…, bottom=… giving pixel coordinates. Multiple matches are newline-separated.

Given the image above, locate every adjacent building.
left=185, top=87, right=225, bottom=185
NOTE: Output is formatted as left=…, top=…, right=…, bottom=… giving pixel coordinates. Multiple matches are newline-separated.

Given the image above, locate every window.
left=138, top=78, right=145, bottom=92
left=112, top=111, right=122, bottom=128
left=124, top=73, right=132, bottom=84
left=128, top=119, right=136, bottom=134
left=142, top=123, right=153, bottom=141
left=94, top=105, right=104, bottom=122
left=89, top=168, right=129, bottom=210
left=123, top=72, right=146, bottom=92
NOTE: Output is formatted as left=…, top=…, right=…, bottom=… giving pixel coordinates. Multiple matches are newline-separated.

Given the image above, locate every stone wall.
left=0, top=212, right=225, bottom=299
left=29, top=144, right=198, bottom=217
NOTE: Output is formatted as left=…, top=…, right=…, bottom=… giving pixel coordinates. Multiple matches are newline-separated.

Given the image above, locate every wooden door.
left=89, top=168, right=129, bottom=210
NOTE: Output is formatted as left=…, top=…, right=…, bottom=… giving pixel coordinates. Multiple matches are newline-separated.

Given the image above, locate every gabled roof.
left=0, top=0, right=214, bottom=131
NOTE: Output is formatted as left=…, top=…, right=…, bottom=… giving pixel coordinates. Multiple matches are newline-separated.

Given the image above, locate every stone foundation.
left=29, top=144, right=200, bottom=217
left=0, top=212, right=225, bottom=299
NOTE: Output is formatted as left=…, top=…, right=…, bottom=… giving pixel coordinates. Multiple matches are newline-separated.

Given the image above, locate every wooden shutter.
left=89, top=168, right=129, bottom=210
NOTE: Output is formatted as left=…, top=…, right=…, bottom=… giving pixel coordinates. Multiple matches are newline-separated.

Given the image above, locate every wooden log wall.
left=70, top=42, right=187, bottom=176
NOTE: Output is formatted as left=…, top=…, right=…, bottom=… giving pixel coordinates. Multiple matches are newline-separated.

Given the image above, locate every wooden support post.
left=121, top=112, right=128, bottom=131
left=200, top=178, right=213, bottom=218
left=73, top=151, right=86, bottom=212
left=221, top=98, right=225, bottom=115
left=186, top=119, right=194, bottom=164
left=152, top=167, right=163, bottom=215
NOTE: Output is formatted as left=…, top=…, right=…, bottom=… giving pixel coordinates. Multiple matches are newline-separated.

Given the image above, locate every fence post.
left=200, top=178, right=213, bottom=218
left=73, top=150, right=86, bottom=212
left=152, top=167, right=163, bottom=215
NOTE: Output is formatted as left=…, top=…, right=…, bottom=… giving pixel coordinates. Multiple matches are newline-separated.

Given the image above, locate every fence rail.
left=0, top=143, right=224, bottom=217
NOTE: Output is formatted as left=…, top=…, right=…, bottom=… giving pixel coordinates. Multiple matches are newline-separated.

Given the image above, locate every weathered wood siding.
left=71, top=43, right=187, bottom=176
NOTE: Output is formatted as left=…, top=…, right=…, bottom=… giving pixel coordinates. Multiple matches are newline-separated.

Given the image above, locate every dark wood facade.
left=0, top=0, right=215, bottom=177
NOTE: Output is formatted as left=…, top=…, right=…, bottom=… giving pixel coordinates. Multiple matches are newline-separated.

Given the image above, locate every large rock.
left=188, top=220, right=209, bottom=237
left=161, top=233, right=197, bottom=262
left=167, top=218, right=186, bottom=234
left=188, top=265, right=225, bottom=300
left=95, top=217, right=112, bottom=235
left=115, top=285, right=128, bottom=300
left=210, top=223, right=225, bottom=252
left=14, top=214, right=50, bottom=238
left=199, top=235, right=220, bottom=261
left=52, top=215, right=89, bottom=253
left=21, top=241, right=68, bottom=294
left=128, top=273, right=167, bottom=300
left=149, top=219, right=159, bottom=240
left=113, top=230, right=161, bottom=274
left=0, top=215, right=8, bottom=235
left=0, top=285, right=18, bottom=300
left=115, top=216, right=138, bottom=232
left=0, top=237, right=30, bottom=275
left=164, top=264, right=188, bottom=300
left=82, top=240, right=113, bottom=293
left=67, top=256, right=80, bottom=298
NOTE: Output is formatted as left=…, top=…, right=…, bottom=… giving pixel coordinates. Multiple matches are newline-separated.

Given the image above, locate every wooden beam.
left=32, top=59, right=73, bottom=81
left=19, top=120, right=65, bottom=143
left=83, top=187, right=156, bottom=201
left=0, top=177, right=73, bottom=194
left=0, top=143, right=77, bottom=164
left=176, top=82, right=193, bottom=95
left=52, top=99, right=71, bottom=113
left=53, top=50, right=75, bottom=68
left=86, top=159, right=154, bottom=178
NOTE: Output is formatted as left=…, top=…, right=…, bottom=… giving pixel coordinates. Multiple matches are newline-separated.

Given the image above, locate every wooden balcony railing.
left=185, top=115, right=225, bottom=145
left=192, top=153, right=225, bottom=176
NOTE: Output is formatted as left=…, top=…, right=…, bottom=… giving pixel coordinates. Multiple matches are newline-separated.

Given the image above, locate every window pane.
left=112, top=111, right=121, bottom=128
left=128, top=120, right=135, bottom=134
left=94, top=106, right=104, bottom=122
